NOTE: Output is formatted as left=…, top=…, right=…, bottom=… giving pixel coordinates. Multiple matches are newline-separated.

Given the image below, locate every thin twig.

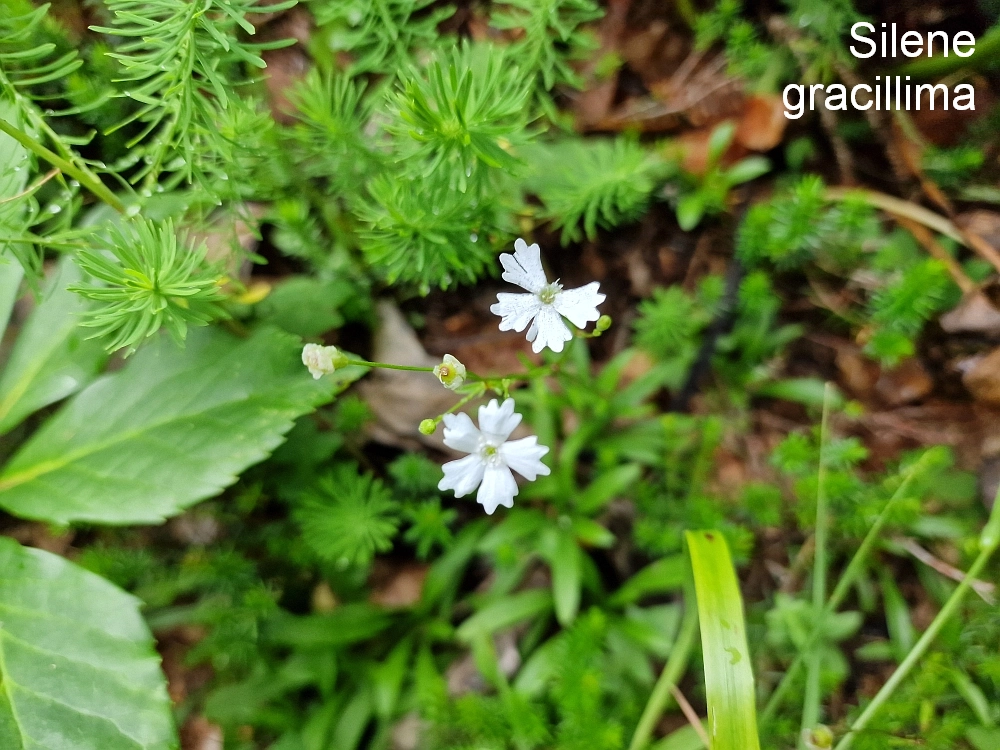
left=0, top=169, right=59, bottom=205
left=892, top=536, right=996, bottom=604
left=669, top=685, right=710, bottom=748
left=826, top=188, right=966, bottom=245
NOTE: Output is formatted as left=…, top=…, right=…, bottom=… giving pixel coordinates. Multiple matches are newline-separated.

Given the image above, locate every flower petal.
left=441, top=412, right=482, bottom=453
left=554, top=282, right=606, bottom=328
left=490, top=292, right=541, bottom=333
left=499, top=436, right=551, bottom=481
left=476, top=464, right=519, bottom=514
left=438, top=454, right=486, bottom=498
left=499, top=238, right=547, bottom=293
left=478, top=398, right=521, bottom=443
left=527, top=304, right=573, bottom=353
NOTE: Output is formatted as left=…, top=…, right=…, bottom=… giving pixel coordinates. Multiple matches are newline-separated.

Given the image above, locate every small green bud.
left=595, top=314, right=612, bottom=332
left=419, top=418, right=437, bottom=435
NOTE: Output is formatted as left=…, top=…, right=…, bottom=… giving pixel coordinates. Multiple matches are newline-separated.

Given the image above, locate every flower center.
left=538, top=281, right=562, bottom=305
left=439, top=365, right=451, bottom=378
left=479, top=442, right=504, bottom=466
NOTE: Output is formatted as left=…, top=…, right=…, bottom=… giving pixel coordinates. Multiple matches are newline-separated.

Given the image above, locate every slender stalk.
left=0, top=117, right=127, bottom=214
left=800, top=385, right=833, bottom=743
left=833, top=491, right=1000, bottom=750
left=760, top=452, right=928, bottom=726
left=351, top=359, right=435, bottom=374
left=628, top=577, right=700, bottom=750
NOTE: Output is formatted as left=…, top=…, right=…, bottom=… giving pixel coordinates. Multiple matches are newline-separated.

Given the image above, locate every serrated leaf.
left=0, top=326, right=353, bottom=524
left=0, top=536, right=177, bottom=749
left=0, top=257, right=107, bottom=435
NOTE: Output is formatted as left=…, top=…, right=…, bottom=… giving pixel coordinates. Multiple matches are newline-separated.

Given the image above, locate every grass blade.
left=686, top=530, right=760, bottom=750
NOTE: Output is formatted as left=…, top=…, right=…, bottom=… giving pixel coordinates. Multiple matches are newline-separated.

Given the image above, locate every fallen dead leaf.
left=963, top=346, right=1000, bottom=405
left=734, top=94, right=787, bottom=152
left=357, top=302, right=460, bottom=451
left=875, top=357, right=934, bottom=406
left=368, top=561, right=428, bottom=608
left=940, top=292, right=1000, bottom=335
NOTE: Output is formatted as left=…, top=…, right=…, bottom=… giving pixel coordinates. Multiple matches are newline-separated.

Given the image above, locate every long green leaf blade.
left=686, top=530, right=760, bottom=750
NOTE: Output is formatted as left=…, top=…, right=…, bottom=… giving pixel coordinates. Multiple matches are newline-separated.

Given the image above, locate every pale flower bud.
left=433, top=354, right=467, bottom=390
left=302, top=343, right=346, bottom=379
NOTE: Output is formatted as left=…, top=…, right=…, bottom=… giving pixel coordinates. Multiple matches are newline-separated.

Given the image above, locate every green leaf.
left=577, top=463, right=642, bottom=514
left=550, top=530, right=582, bottom=626
left=0, top=536, right=177, bottom=749
left=651, top=724, right=706, bottom=750
left=0, top=259, right=23, bottom=342
left=0, top=327, right=351, bottom=524
left=611, top=555, right=687, bottom=606
left=456, top=589, right=553, bottom=642
left=725, top=156, right=770, bottom=185
left=263, top=605, right=394, bottom=649
left=756, top=378, right=844, bottom=409
left=685, top=530, right=760, bottom=750
left=0, top=257, right=106, bottom=435
left=677, top=193, right=705, bottom=232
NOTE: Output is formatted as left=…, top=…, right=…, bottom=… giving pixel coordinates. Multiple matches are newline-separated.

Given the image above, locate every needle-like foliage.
left=526, top=137, right=666, bottom=244
left=68, top=217, right=228, bottom=354
left=92, top=0, right=296, bottom=189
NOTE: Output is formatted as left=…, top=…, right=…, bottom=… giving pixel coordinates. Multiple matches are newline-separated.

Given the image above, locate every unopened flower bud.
left=419, top=418, right=437, bottom=435
left=433, top=354, right=467, bottom=390
left=595, top=314, right=612, bottom=332
left=302, top=343, right=348, bottom=379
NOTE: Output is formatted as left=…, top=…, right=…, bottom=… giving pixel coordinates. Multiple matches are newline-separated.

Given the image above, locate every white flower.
left=437, top=398, right=550, bottom=515
left=434, top=354, right=467, bottom=390
left=489, top=238, right=606, bottom=353
left=302, top=343, right=346, bottom=379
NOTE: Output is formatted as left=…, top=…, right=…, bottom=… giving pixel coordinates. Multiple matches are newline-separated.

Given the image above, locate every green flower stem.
left=801, top=384, right=834, bottom=744
left=760, top=453, right=929, bottom=727
left=628, top=577, right=701, bottom=750
left=832, top=490, right=1000, bottom=750
left=350, top=359, right=436, bottom=374
left=0, top=117, right=127, bottom=214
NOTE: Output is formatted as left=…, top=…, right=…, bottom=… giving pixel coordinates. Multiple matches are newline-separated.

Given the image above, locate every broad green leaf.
left=0, top=326, right=353, bottom=524
left=456, top=589, right=553, bottom=642
left=0, top=257, right=106, bottom=435
left=0, top=536, right=176, bottom=749
left=685, top=530, right=760, bottom=750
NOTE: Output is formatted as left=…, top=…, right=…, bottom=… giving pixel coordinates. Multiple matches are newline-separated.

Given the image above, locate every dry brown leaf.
left=940, top=292, right=1000, bottom=335
left=734, top=94, right=787, bottom=152
left=964, top=346, right=1000, bottom=406
left=357, top=302, right=459, bottom=451
left=368, top=561, right=429, bottom=608
left=875, top=357, right=934, bottom=406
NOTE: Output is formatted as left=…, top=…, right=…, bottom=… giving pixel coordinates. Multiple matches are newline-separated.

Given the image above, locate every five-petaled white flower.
left=437, top=398, right=550, bottom=515
left=490, top=238, right=606, bottom=353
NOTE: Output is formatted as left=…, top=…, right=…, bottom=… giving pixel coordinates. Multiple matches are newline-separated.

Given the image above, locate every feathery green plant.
left=93, top=0, right=297, bottom=189
left=68, top=217, right=228, bottom=354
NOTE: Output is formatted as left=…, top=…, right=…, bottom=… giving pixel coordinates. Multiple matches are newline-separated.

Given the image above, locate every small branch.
left=0, top=169, right=59, bottom=205
left=892, top=536, right=995, bottom=604
left=669, top=685, right=710, bottom=748
left=0, top=118, right=126, bottom=214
